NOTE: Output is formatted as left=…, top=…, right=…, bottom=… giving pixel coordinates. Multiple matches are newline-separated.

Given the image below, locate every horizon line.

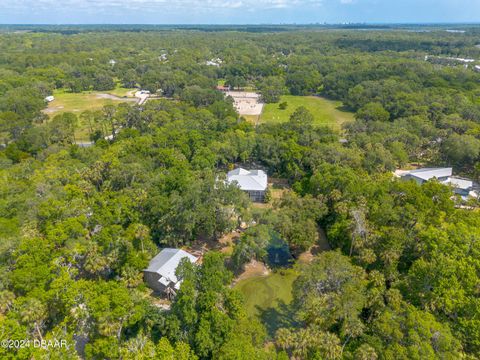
left=1, top=22, right=480, bottom=26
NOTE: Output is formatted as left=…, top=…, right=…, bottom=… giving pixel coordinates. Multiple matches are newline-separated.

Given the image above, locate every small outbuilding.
left=227, top=168, right=268, bottom=202
left=144, top=248, right=198, bottom=297
left=216, top=85, right=230, bottom=92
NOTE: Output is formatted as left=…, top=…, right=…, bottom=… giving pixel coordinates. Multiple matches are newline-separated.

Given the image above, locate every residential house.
left=396, top=167, right=478, bottom=199
left=227, top=168, right=268, bottom=202
left=443, top=177, right=478, bottom=199
left=144, top=248, right=198, bottom=297
left=395, top=167, right=452, bottom=185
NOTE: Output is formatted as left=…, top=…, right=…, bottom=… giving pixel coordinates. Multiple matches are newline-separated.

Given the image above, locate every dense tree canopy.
left=0, top=25, right=480, bottom=359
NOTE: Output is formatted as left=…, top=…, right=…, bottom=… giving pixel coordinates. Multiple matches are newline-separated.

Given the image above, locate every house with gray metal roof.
left=144, top=248, right=198, bottom=296
left=227, top=168, right=268, bottom=202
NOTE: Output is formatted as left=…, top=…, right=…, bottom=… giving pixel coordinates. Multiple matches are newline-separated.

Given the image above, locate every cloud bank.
left=0, top=0, right=479, bottom=24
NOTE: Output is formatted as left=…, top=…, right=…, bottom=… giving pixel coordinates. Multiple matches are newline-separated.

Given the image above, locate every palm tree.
left=20, top=298, right=47, bottom=341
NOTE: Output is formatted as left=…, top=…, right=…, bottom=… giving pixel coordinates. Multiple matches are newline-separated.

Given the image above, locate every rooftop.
left=145, top=248, right=198, bottom=286
left=443, top=177, right=474, bottom=190
left=401, top=167, right=453, bottom=181
left=227, top=168, right=268, bottom=191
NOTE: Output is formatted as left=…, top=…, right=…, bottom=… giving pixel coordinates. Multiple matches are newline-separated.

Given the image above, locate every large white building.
left=227, top=168, right=268, bottom=202
left=395, top=167, right=478, bottom=199
left=395, top=167, right=452, bottom=185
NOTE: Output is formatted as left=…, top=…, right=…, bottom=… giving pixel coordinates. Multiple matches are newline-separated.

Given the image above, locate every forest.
left=0, top=25, right=480, bottom=359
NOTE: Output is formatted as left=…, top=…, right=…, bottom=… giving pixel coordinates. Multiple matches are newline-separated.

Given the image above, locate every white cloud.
left=0, top=0, right=324, bottom=11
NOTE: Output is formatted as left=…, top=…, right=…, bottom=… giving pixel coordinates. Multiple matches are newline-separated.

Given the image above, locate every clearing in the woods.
left=259, top=95, right=354, bottom=130
left=235, top=267, right=297, bottom=336
left=43, top=86, right=136, bottom=117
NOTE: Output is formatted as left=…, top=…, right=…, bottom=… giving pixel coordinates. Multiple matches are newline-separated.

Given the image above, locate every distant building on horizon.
left=227, top=168, right=268, bottom=202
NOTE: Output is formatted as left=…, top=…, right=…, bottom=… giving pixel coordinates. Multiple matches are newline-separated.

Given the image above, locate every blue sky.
left=0, top=0, right=479, bottom=24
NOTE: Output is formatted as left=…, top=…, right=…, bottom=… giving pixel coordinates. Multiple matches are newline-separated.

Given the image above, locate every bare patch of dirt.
left=42, top=105, right=64, bottom=114
left=185, top=230, right=242, bottom=259
left=218, top=230, right=241, bottom=254
left=96, top=93, right=137, bottom=101
left=233, top=259, right=270, bottom=285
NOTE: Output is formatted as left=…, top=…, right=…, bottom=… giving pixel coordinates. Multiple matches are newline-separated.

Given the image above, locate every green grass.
left=43, top=86, right=136, bottom=141
left=242, top=115, right=260, bottom=124
left=106, top=85, right=136, bottom=97
left=235, top=268, right=298, bottom=336
left=235, top=269, right=297, bottom=317
left=45, top=86, right=136, bottom=117
left=260, top=95, right=354, bottom=130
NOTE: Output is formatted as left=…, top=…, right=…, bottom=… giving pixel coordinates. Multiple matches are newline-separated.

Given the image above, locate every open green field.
left=235, top=268, right=297, bottom=335
left=44, top=86, right=136, bottom=118
left=260, top=95, right=354, bottom=130
left=43, top=86, right=137, bottom=141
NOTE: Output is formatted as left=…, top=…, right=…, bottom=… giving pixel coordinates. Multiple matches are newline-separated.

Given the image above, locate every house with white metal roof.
left=443, top=177, right=478, bottom=199
left=144, top=248, right=198, bottom=296
left=396, top=167, right=478, bottom=200
left=395, top=168, right=452, bottom=185
left=227, top=168, right=268, bottom=202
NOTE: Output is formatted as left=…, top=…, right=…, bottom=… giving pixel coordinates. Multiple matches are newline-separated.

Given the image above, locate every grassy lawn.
left=242, top=114, right=260, bottom=124
left=43, top=86, right=136, bottom=141
left=260, top=95, right=354, bottom=130
left=45, top=86, right=136, bottom=117
left=235, top=268, right=297, bottom=335
left=106, top=85, right=136, bottom=97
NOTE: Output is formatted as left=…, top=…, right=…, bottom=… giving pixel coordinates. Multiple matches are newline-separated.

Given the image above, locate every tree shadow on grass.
left=336, top=104, right=352, bottom=112
left=257, top=300, right=298, bottom=339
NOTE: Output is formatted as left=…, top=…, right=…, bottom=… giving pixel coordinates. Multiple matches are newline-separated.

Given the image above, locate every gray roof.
left=227, top=168, right=267, bottom=191
left=145, top=248, right=197, bottom=285
left=443, top=177, right=473, bottom=190
left=403, top=167, right=452, bottom=181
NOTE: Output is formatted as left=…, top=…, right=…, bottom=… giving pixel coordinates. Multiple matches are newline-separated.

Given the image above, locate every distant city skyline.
left=0, top=0, right=479, bottom=25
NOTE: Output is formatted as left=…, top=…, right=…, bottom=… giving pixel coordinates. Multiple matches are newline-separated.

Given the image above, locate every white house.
left=443, top=177, right=478, bottom=199
left=227, top=168, right=268, bottom=202
left=395, top=167, right=452, bottom=185
left=396, top=167, right=477, bottom=199
left=144, top=248, right=198, bottom=297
